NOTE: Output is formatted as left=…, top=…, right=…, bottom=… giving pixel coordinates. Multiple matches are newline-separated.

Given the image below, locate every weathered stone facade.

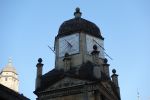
left=34, top=8, right=121, bottom=100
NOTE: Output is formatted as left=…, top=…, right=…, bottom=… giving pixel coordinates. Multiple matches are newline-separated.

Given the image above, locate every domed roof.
left=57, top=8, right=104, bottom=39
left=2, top=58, right=17, bottom=74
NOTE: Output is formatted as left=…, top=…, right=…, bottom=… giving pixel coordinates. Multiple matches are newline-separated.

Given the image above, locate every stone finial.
left=104, top=58, right=108, bottom=64
left=74, top=7, right=82, bottom=18
left=36, top=58, right=43, bottom=69
left=64, top=53, right=69, bottom=57
left=38, top=58, right=42, bottom=63
left=102, top=59, right=110, bottom=77
left=112, top=69, right=116, bottom=74
left=36, top=58, right=43, bottom=90
left=111, top=68, right=120, bottom=97
left=91, top=44, right=99, bottom=55
left=91, top=45, right=100, bottom=65
left=111, top=69, right=119, bottom=87
left=93, top=44, right=98, bottom=51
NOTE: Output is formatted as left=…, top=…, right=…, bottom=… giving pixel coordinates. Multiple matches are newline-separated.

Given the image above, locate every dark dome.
left=57, top=8, right=103, bottom=39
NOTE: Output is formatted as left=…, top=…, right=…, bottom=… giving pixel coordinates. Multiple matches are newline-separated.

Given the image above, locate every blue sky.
left=0, top=0, right=150, bottom=100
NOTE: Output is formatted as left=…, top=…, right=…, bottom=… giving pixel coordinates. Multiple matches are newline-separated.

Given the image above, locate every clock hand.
left=93, top=39, right=105, bottom=50
left=64, top=39, right=73, bottom=48
left=59, top=44, right=70, bottom=56
left=60, top=39, right=73, bottom=55
left=92, top=39, right=113, bottom=60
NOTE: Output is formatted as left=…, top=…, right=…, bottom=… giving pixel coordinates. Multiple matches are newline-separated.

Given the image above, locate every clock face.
left=86, top=34, right=104, bottom=58
left=59, top=33, right=79, bottom=57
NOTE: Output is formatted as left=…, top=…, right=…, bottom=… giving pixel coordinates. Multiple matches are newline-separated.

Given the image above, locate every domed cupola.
left=55, top=8, right=105, bottom=70
left=0, top=58, right=19, bottom=92
left=2, top=58, right=17, bottom=74
left=57, top=8, right=104, bottom=39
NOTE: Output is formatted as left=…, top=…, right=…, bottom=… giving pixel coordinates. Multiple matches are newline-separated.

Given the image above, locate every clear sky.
left=0, top=0, right=150, bottom=100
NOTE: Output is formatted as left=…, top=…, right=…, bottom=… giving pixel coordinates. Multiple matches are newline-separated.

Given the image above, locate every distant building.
left=0, top=58, right=30, bottom=100
left=34, top=8, right=121, bottom=100
left=0, top=58, right=19, bottom=92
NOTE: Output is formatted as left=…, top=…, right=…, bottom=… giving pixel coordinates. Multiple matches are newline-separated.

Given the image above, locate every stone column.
left=102, top=58, right=110, bottom=77
left=35, top=58, right=43, bottom=90
left=91, top=45, right=100, bottom=65
left=111, top=69, right=120, bottom=98
left=63, top=53, right=71, bottom=72
left=91, top=45, right=101, bottom=79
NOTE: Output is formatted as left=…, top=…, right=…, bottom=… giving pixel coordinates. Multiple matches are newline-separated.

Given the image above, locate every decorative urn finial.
left=38, top=58, right=42, bottom=64
left=74, top=7, right=82, bottom=18
left=112, top=69, right=116, bottom=74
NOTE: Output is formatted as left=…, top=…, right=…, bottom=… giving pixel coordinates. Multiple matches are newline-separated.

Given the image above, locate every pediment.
left=45, top=77, right=89, bottom=91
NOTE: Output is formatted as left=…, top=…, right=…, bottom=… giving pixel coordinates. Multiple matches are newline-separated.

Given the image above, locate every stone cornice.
left=38, top=83, right=97, bottom=99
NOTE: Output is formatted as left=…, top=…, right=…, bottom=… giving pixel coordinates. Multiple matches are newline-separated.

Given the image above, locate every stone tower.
left=0, top=58, right=19, bottom=92
left=34, top=8, right=121, bottom=100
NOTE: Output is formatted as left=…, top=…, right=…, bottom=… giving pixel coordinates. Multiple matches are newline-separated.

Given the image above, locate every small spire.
left=137, top=89, right=140, bottom=100
left=74, top=7, right=82, bottom=18
left=8, top=57, right=13, bottom=66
